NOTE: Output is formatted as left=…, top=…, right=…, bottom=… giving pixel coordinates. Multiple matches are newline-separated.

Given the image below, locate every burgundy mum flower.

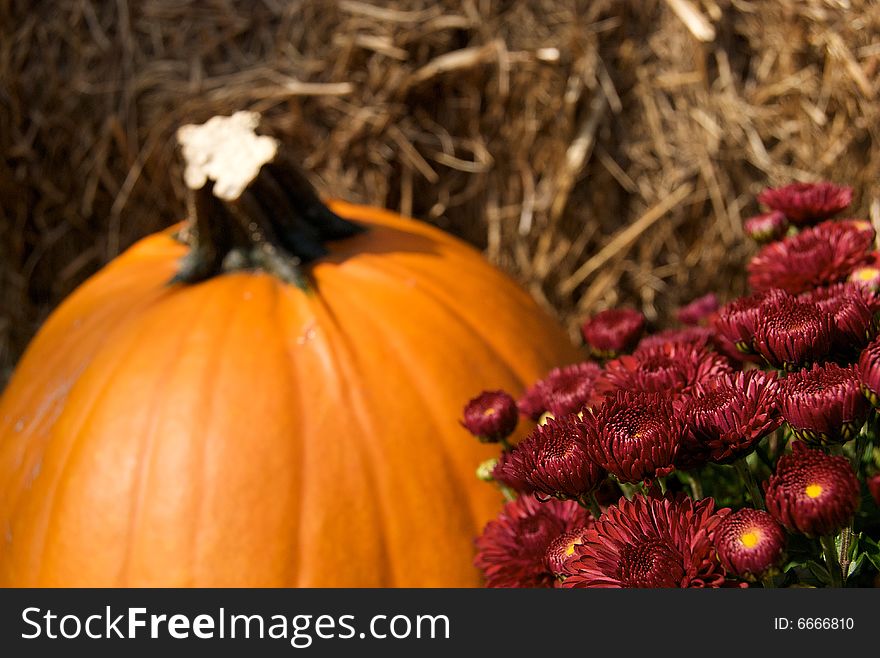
left=712, top=289, right=789, bottom=354
left=752, top=293, right=833, bottom=369
left=714, top=509, right=786, bottom=578
left=545, top=525, right=594, bottom=578
left=516, top=362, right=602, bottom=420
left=868, top=474, right=880, bottom=508
left=492, top=450, right=534, bottom=494
left=581, top=308, right=645, bottom=358
left=677, top=370, right=782, bottom=467
left=744, top=211, right=789, bottom=243
left=849, top=251, right=880, bottom=292
left=778, top=363, right=868, bottom=446
left=858, top=337, right=880, bottom=407
left=560, top=494, right=729, bottom=588
left=802, top=283, right=878, bottom=353
left=764, top=442, right=861, bottom=537
left=758, top=181, right=853, bottom=225
left=517, top=383, right=546, bottom=421
left=636, top=326, right=712, bottom=351
left=501, top=415, right=605, bottom=500
left=475, top=495, right=591, bottom=588
left=461, top=390, right=519, bottom=442
left=748, top=220, right=874, bottom=295
left=677, top=293, right=720, bottom=326
left=596, top=341, right=731, bottom=399
left=583, top=391, right=682, bottom=483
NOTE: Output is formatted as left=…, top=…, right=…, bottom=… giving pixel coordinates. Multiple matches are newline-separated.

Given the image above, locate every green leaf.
left=860, top=535, right=880, bottom=571
left=804, top=560, right=833, bottom=586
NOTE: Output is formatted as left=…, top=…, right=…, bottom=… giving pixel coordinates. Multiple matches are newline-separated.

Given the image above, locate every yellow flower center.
left=740, top=531, right=760, bottom=549
left=565, top=542, right=578, bottom=557
left=853, top=267, right=880, bottom=282
left=482, top=407, right=497, bottom=417
left=805, top=483, right=823, bottom=499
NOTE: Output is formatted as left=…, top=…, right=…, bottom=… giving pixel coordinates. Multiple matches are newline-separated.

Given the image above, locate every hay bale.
left=3, top=0, right=880, bottom=386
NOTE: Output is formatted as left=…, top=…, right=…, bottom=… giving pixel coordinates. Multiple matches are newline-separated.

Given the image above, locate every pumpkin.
left=0, top=113, right=579, bottom=586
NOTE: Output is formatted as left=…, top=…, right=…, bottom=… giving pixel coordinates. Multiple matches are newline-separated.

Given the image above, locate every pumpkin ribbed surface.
left=0, top=201, right=579, bottom=586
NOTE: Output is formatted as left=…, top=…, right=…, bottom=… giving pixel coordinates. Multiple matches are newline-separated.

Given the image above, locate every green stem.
left=761, top=574, right=776, bottom=589
left=681, top=471, right=703, bottom=499
left=586, top=493, right=602, bottom=520
left=735, top=458, right=765, bottom=510
left=499, top=437, right=513, bottom=452
left=839, top=425, right=869, bottom=584
left=618, top=481, right=637, bottom=500
left=850, top=424, right=869, bottom=476
left=839, top=527, right=853, bottom=585
left=820, top=535, right=843, bottom=588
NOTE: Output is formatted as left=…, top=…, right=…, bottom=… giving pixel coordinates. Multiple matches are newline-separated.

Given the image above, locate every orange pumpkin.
left=0, top=114, right=579, bottom=586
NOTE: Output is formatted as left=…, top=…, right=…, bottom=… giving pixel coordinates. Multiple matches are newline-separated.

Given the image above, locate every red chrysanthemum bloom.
left=461, top=390, right=519, bottom=442
left=516, top=361, right=602, bottom=420
left=560, top=494, right=729, bottom=588
left=802, top=283, right=879, bottom=353
left=474, top=495, right=591, bottom=588
left=868, top=474, right=880, bottom=508
left=582, top=391, right=682, bottom=483
left=545, top=525, right=594, bottom=579
left=764, top=442, right=861, bottom=537
left=849, top=250, right=880, bottom=292
left=714, top=509, right=786, bottom=578
left=516, top=383, right=546, bottom=421
left=758, top=181, right=853, bottom=225
left=635, top=326, right=711, bottom=350
left=596, top=341, right=731, bottom=399
left=752, top=294, right=833, bottom=369
left=778, top=363, right=868, bottom=446
left=581, top=308, right=645, bottom=359
left=677, top=370, right=782, bottom=468
left=492, top=450, right=534, bottom=494
left=712, top=289, right=789, bottom=354
left=744, top=211, right=789, bottom=243
left=676, top=293, right=720, bottom=326
left=858, top=336, right=880, bottom=407
left=837, top=218, right=877, bottom=239
left=747, top=220, right=874, bottom=295
left=501, top=415, right=605, bottom=500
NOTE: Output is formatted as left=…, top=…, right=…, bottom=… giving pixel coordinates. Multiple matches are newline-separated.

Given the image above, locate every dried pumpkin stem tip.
left=172, top=111, right=365, bottom=287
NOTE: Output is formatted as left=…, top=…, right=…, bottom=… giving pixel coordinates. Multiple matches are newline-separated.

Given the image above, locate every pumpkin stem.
left=172, top=111, right=365, bottom=287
